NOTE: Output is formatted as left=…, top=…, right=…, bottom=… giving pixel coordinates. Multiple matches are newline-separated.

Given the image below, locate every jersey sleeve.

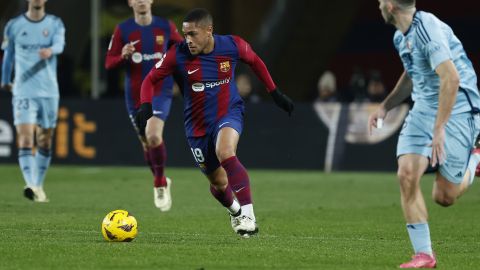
left=1, top=19, right=15, bottom=86
left=140, top=46, right=177, bottom=103
left=417, top=18, right=452, bottom=71
left=232, top=35, right=276, bottom=92
left=168, top=20, right=183, bottom=47
left=50, top=17, right=65, bottom=55
left=105, top=26, right=125, bottom=69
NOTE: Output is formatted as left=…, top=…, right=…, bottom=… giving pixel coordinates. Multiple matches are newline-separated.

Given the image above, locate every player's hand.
left=430, top=126, right=446, bottom=167
left=270, top=88, right=294, bottom=116
left=368, top=105, right=387, bottom=135
left=39, top=48, right=53, bottom=59
left=1, top=84, right=12, bottom=92
left=135, top=103, right=153, bottom=136
left=121, top=43, right=136, bottom=60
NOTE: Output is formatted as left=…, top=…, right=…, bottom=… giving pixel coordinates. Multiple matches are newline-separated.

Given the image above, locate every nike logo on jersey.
left=218, top=122, right=230, bottom=128
left=153, top=110, right=163, bottom=115
left=188, top=68, right=199, bottom=75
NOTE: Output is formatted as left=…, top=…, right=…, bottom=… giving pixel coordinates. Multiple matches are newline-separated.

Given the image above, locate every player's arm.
left=39, top=17, right=65, bottom=60
left=368, top=71, right=412, bottom=134
left=232, top=35, right=293, bottom=115
left=167, top=20, right=183, bottom=48
left=430, top=60, right=459, bottom=166
left=1, top=20, right=14, bottom=91
left=382, top=71, right=412, bottom=111
left=135, top=46, right=177, bottom=134
left=105, top=26, right=126, bottom=69
left=420, top=17, right=457, bottom=165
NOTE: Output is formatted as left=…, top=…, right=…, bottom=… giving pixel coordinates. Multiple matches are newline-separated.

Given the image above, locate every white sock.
left=227, top=200, right=240, bottom=215
left=241, top=204, right=255, bottom=221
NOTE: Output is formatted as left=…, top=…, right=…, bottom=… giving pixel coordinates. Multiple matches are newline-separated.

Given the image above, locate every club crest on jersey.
left=156, top=35, right=164, bottom=45
left=406, top=39, right=413, bottom=50
left=219, top=61, right=230, bottom=72
left=42, top=29, right=49, bottom=37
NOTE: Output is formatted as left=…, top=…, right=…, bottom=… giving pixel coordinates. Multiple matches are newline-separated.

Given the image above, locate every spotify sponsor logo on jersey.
left=191, top=78, right=231, bottom=92
left=132, top=52, right=163, bottom=64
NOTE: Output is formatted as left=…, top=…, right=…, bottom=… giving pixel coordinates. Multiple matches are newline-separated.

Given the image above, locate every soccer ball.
left=101, top=209, right=138, bottom=242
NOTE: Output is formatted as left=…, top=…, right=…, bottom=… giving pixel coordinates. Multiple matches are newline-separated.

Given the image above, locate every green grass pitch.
left=1, top=165, right=479, bottom=269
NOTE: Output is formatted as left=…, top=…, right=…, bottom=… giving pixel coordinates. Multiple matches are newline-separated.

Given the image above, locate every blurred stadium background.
left=1, top=0, right=479, bottom=172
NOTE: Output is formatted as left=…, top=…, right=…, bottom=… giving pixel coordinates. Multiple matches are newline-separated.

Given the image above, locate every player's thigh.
left=433, top=172, right=460, bottom=201
left=215, top=127, right=240, bottom=160
left=146, top=116, right=165, bottom=139
left=214, top=112, right=244, bottom=160
left=396, top=110, right=434, bottom=160
left=397, top=154, right=429, bottom=182
left=187, top=135, right=220, bottom=175
left=37, top=97, right=59, bottom=129
left=12, top=97, right=38, bottom=127
left=151, top=88, right=173, bottom=121
left=438, top=113, right=478, bottom=184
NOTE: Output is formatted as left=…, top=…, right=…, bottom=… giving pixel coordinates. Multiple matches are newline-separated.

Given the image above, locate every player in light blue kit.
left=369, top=0, right=480, bottom=268
left=1, top=0, right=65, bottom=202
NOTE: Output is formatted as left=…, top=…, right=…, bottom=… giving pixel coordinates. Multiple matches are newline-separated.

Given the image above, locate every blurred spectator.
left=366, top=70, right=386, bottom=102
left=349, top=67, right=367, bottom=102
left=316, top=70, right=337, bottom=102
left=236, top=73, right=261, bottom=103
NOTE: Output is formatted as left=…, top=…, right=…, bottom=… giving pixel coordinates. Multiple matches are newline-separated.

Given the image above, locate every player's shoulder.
left=118, top=18, right=136, bottom=29
left=4, top=14, right=25, bottom=30
left=415, top=11, right=442, bottom=28
left=152, top=16, right=169, bottom=26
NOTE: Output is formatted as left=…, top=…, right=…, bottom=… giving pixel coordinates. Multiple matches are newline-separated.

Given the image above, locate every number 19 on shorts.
left=190, top=148, right=205, bottom=163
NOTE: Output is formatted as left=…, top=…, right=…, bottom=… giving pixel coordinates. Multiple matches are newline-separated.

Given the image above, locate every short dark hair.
left=183, top=8, right=213, bottom=27
left=395, top=0, right=415, bottom=8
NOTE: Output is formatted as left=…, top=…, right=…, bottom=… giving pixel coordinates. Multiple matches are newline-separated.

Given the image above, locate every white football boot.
left=32, top=186, right=49, bottom=203
left=153, top=177, right=172, bottom=211
left=230, top=212, right=258, bottom=238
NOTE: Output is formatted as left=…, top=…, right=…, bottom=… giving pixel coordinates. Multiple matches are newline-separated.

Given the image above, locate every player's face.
left=128, top=0, right=152, bottom=15
left=378, top=0, right=394, bottom=24
left=28, top=0, right=47, bottom=10
left=182, top=22, right=213, bottom=55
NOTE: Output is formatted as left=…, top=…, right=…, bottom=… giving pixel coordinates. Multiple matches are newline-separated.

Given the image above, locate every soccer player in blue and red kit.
left=105, top=0, right=182, bottom=211
left=136, top=8, right=294, bottom=237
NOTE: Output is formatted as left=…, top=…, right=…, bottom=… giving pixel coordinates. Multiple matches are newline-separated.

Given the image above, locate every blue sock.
left=35, top=147, right=52, bottom=187
left=18, top=148, right=35, bottom=187
left=406, top=223, right=433, bottom=255
left=467, top=153, right=480, bottom=185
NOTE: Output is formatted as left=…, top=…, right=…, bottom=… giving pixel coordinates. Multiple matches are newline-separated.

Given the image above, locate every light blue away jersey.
left=1, top=14, right=65, bottom=98
left=393, top=11, right=480, bottom=115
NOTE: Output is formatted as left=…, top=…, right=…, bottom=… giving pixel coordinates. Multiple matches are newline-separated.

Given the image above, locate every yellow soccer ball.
left=101, top=210, right=138, bottom=242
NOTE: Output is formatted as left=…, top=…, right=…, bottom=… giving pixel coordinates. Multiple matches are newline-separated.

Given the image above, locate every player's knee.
left=36, top=135, right=53, bottom=149
left=146, top=133, right=163, bottom=147
left=216, top=147, right=235, bottom=162
left=397, top=167, right=417, bottom=186
left=433, top=193, right=455, bottom=207
left=17, top=134, right=34, bottom=148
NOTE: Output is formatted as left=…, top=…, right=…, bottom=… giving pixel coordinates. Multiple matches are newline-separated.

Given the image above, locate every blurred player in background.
left=136, top=8, right=294, bottom=237
left=369, top=0, right=480, bottom=267
left=1, top=0, right=65, bottom=202
left=105, top=0, right=182, bottom=211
